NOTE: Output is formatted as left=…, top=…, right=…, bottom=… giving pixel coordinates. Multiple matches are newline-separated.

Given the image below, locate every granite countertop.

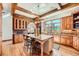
left=26, top=34, right=53, bottom=40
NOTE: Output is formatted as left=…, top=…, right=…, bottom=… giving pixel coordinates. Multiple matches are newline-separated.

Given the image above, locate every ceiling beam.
left=11, top=3, right=17, bottom=15
left=40, top=3, right=79, bottom=18
left=15, top=6, right=39, bottom=17
left=58, top=3, right=62, bottom=8
left=0, top=3, right=3, bottom=10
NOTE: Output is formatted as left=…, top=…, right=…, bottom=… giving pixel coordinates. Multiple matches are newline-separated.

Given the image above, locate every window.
left=45, top=21, right=52, bottom=34
left=44, top=19, right=61, bottom=34
left=52, top=19, right=61, bottom=31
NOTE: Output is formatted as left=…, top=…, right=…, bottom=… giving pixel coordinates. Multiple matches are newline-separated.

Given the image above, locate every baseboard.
left=2, top=39, right=12, bottom=42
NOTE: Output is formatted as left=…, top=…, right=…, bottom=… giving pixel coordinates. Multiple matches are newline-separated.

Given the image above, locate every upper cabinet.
left=61, top=16, right=73, bottom=30
left=73, top=12, right=79, bottom=29
left=13, top=14, right=27, bottom=30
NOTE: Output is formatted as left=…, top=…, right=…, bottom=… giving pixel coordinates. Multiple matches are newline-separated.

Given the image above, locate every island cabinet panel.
left=54, top=35, right=61, bottom=43
left=43, top=38, right=53, bottom=55
left=61, top=16, right=73, bottom=30
left=73, top=37, right=79, bottom=50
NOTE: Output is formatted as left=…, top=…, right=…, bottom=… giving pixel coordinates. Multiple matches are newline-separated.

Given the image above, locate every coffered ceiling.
left=17, top=3, right=62, bottom=15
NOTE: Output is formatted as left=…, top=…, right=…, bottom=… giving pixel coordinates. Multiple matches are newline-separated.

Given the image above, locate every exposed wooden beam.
left=61, top=3, right=79, bottom=9
left=15, top=6, right=39, bottom=17
left=58, top=3, right=62, bottom=8
left=40, top=3, right=79, bottom=18
left=11, top=3, right=17, bottom=15
left=0, top=3, right=3, bottom=10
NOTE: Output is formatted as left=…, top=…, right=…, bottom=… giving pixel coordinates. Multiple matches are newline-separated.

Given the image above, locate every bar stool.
left=24, top=37, right=33, bottom=55
left=32, top=41, right=41, bottom=55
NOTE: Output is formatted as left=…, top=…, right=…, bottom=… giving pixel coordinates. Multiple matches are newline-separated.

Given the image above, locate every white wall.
left=2, top=13, right=13, bottom=40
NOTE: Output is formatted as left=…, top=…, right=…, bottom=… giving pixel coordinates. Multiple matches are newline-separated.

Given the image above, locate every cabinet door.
left=66, top=36, right=73, bottom=46
left=62, top=17, right=67, bottom=30
left=61, top=16, right=72, bottom=30
left=77, top=38, right=79, bottom=50
left=61, top=36, right=67, bottom=45
left=66, top=16, right=73, bottom=30
left=78, top=39, right=79, bottom=50
left=73, top=37, right=77, bottom=48
left=73, top=37, right=79, bottom=50
left=14, top=18, right=17, bottom=30
left=14, top=35, right=24, bottom=44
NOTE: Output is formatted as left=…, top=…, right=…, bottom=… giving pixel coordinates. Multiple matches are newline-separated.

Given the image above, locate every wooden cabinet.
left=62, top=16, right=73, bottom=30
left=73, top=36, right=79, bottom=50
left=73, top=12, right=79, bottom=29
left=13, top=34, right=24, bottom=44
left=13, top=14, right=27, bottom=30
left=60, top=36, right=73, bottom=46
left=61, top=36, right=67, bottom=45
left=43, top=37, right=53, bottom=55
left=66, top=36, right=73, bottom=46
left=13, top=14, right=28, bottom=44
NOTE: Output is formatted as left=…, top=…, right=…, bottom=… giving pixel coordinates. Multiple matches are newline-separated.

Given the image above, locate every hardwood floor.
left=2, top=41, right=79, bottom=56
left=58, top=45, right=79, bottom=56
left=2, top=41, right=28, bottom=56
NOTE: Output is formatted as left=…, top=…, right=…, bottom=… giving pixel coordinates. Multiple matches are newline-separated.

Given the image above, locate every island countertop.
left=26, top=34, right=53, bottom=41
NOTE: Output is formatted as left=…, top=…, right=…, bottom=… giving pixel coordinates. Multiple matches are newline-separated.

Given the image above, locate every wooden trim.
left=0, top=3, right=3, bottom=10
left=2, top=39, right=12, bottom=42
left=58, top=3, right=62, bottom=8
left=11, top=3, right=17, bottom=15
left=16, top=6, right=39, bottom=17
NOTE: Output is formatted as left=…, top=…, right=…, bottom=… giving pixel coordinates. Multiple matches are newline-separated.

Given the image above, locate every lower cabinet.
left=60, top=36, right=67, bottom=45
left=66, top=36, right=73, bottom=46
left=54, top=35, right=79, bottom=50
left=13, top=34, right=24, bottom=44
left=54, top=35, right=73, bottom=46
left=73, top=37, right=79, bottom=50
left=61, top=36, right=73, bottom=46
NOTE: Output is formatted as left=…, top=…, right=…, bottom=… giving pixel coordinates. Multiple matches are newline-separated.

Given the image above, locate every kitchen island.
left=26, top=34, right=53, bottom=56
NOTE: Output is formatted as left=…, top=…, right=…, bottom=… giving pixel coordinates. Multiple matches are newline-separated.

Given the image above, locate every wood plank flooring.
left=2, top=42, right=28, bottom=56
left=2, top=41, right=79, bottom=56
